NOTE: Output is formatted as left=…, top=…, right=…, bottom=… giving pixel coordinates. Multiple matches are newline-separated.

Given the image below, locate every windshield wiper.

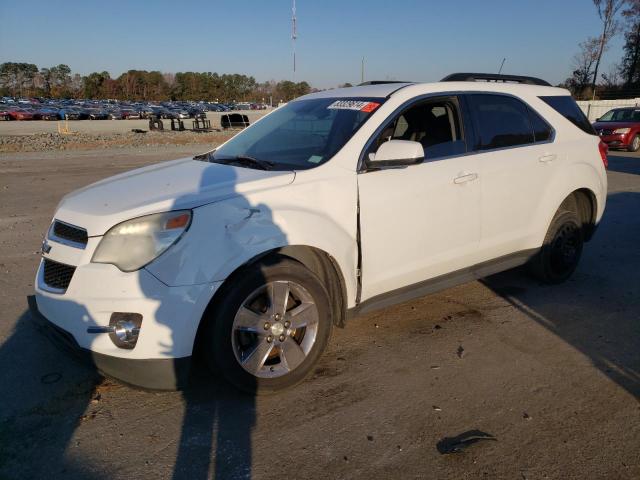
left=193, top=149, right=216, bottom=161
left=211, top=155, right=275, bottom=170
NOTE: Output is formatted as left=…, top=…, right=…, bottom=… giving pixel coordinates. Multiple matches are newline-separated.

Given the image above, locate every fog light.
left=109, top=312, right=142, bottom=349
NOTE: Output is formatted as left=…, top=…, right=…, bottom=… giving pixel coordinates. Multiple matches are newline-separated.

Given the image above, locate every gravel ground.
left=0, top=130, right=234, bottom=153
left=0, top=147, right=638, bottom=480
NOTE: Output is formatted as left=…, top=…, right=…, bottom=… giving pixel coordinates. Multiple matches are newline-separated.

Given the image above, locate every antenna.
left=498, top=58, right=506, bottom=75
left=292, top=0, right=297, bottom=81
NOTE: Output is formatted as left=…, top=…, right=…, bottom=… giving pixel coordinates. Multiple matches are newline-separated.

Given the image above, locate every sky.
left=0, top=0, right=626, bottom=88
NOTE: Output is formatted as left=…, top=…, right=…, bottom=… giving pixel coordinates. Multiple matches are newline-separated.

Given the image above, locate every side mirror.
left=368, top=140, right=424, bottom=168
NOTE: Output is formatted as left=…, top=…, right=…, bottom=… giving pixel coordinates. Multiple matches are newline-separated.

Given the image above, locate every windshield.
left=599, top=108, right=640, bottom=122
left=210, top=97, right=384, bottom=170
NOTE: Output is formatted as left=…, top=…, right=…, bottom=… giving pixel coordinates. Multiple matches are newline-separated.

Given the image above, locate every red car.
left=6, top=107, right=35, bottom=121
left=592, top=107, right=640, bottom=152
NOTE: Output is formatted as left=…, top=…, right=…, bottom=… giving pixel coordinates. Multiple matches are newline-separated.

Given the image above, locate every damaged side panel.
left=145, top=169, right=360, bottom=308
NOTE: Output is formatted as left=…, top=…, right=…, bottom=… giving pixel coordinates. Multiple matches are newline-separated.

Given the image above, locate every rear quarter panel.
left=528, top=135, right=607, bottom=249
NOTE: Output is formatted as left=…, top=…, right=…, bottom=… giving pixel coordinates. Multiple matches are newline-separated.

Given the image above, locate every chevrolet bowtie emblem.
left=41, top=239, right=52, bottom=254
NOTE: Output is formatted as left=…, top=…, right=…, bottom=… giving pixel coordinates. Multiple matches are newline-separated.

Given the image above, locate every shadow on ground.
left=606, top=151, right=640, bottom=176
left=483, top=189, right=640, bottom=399
left=0, top=309, right=100, bottom=479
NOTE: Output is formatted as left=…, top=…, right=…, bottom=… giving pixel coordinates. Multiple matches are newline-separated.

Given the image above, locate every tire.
left=629, top=134, right=640, bottom=152
left=530, top=210, right=584, bottom=284
left=202, top=256, right=332, bottom=394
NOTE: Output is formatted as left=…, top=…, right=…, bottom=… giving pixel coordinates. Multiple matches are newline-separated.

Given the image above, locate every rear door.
left=463, top=93, right=557, bottom=260
left=357, top=95, right=482, bottom=301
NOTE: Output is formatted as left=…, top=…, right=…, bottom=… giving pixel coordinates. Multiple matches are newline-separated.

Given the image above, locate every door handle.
left=87, top=326, right=116, bottom=334
left=454, top=172, right=478, bottom=184
left=538, top=153, right=557, bottom=163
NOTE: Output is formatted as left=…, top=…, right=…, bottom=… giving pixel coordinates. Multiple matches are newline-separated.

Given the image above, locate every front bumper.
left=33, top=251, right=222, bottom=389
left=28, top=295, right=191, bottom=390
left=599, top=133, right=629, bottom=148
left=36, top=257, right=219, bottom=358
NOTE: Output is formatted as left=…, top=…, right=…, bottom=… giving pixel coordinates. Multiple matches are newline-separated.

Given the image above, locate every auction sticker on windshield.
left=327, top=100, right=380, bottom=112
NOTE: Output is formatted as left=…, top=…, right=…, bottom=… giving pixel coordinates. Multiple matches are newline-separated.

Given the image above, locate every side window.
left=539, top=95, right=596, bottom=135
left=467, top=94, right=534, bottom=150
left=528, top=107, right=553, bottom=142
left=372, top=97, right=466, bottom=160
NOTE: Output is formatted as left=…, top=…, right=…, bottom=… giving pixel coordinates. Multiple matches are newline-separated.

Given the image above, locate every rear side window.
left=467, top=94, right=534, bottom=150
left=528, top=108, right=553, bottom=142
left=539, top=96, right=596, bottom=135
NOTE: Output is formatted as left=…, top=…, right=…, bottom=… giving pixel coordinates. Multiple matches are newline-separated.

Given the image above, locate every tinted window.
left=529, top=107, right=553, bottom=142
left=467, top=94, right=534, bottom=150
left=599, top=108, right=640, bottom=122
left=539, top=96, right=596, bottom=135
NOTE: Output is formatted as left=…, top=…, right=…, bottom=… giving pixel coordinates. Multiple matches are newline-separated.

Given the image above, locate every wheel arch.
left=533, top=156, right=605, bottom=250
left=193, top=245, right=349, bottom=358
left=554, top=188, right=598, bottom=241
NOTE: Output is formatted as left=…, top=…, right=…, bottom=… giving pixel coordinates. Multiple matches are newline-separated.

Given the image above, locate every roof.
left=298, top=82, right=413, bottom=100
left=298, top=80, right=567, bottom=102
left=441, top=73, right=551, bottom=86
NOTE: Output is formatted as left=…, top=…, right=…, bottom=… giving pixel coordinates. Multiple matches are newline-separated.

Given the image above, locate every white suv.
left=31, top=74, right=608, bottom=393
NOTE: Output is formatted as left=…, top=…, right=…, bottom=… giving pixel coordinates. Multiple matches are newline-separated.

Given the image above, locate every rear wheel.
left=629, top=134, right=640, bottom=152
left=530, top=210, right=584, bottom=284
left=203, top=256, right=332, bottom=394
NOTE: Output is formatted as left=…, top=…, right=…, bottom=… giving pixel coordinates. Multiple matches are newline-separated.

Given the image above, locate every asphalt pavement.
left=0, top=147, right=638, bottom=479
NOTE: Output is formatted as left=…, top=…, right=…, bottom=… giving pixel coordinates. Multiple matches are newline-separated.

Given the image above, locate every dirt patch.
left=0, top=131, right=234, bottom=153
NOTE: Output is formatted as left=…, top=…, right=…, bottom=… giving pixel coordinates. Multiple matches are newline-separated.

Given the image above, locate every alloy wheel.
left=231, top=280, right=319, bottom=378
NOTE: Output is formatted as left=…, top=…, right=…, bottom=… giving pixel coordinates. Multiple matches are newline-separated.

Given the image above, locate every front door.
left=358, top=96, right=481, bottom=301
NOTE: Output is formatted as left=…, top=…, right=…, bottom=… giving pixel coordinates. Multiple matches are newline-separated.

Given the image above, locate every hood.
left=593, top=121, right=637, bottom=130
left=55, top=157, right=295, bottom=236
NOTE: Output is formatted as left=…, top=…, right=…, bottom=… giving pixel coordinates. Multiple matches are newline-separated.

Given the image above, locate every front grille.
left=599, top=129, right=614, bottom=135
left=51, top=220, right=88, bottom=246
left=43, top=259, right=76, bottom=291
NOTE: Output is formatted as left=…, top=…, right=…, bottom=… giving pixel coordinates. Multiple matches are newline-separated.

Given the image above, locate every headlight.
left=614, top=128, right=631, bottom=134
left=92, top=210, right=191, bottom=272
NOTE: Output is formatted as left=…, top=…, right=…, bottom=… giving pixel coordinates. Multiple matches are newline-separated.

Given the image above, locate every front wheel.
left=530, top=210, right=584, bottom=284
left=629, top=134, right=640, bottom=152
left=203, top=257, right=332, bottom=394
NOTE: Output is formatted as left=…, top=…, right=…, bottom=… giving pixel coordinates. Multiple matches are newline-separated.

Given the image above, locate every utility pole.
left=292, top=0, right=297, bottom=82
left=361, top=56, right=365, bottom=84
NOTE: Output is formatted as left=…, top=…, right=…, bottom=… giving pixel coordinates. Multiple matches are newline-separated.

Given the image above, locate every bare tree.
left=566, top=37, right=601, bottom=96
left=591, top=0, right=625, bottom=91
left=602, top=62, right=622, bottom=87
left=620, top=0, right=640, bottom=85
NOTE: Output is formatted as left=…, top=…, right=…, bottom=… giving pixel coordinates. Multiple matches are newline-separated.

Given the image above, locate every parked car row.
left=0, top=97, right=268, bottom=121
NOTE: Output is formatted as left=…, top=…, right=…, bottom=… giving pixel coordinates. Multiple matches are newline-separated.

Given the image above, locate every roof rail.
left=441, top=73, right=551, bottom=87
left=358, top=80, right=412, bottom=86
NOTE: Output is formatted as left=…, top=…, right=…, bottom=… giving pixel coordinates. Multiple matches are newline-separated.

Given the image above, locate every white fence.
left=577, top=99, right=640, bottom=121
